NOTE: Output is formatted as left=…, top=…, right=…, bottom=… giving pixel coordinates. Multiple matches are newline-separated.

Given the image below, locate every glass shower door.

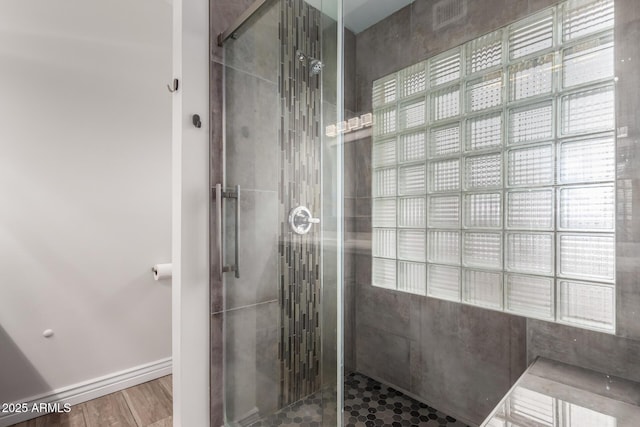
left=213, top=0, right=342, bottom=426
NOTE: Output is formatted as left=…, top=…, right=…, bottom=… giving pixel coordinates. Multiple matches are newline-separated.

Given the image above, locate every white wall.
left=0, top=0, right=172, bottom=410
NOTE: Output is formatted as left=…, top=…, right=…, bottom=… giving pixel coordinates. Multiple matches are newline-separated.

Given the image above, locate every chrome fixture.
left=217, top=0, right=269, bottom=46
left=296, top=50, right=323, bottom=75
left=309, top=58, right=324, bottom=75
left=288, top=206, right=320, bottom=235
left=214, top=184, right=240, bottom=278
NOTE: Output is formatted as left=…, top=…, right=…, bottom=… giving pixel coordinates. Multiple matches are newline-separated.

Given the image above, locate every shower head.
left=309, top=58, right=323, bottom=75
left=296, top=50, right=323, bottom=75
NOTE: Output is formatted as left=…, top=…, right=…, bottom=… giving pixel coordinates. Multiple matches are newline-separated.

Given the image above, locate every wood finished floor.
left=11, top=376, right=172, bottom=427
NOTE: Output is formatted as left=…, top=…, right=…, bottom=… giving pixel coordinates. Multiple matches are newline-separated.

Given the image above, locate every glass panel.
left=508, top=387, right=555, bottom=426
left=509, top=54, right=554, bottom=101
left=398, top=164, right=426, bottom=195
left=428, top=230, right=461, bottom=265
left=558, top=185, right=615, bottom=230
left=505, top=274, right=554, bottom=320
left=558, top=280, right=615, bottom=332
left=466, top=29, right=503, bottom=75
left=398, top=61, right=427, bottom=98
left=561, top=85, right=615, bottom=136
left=466, top=112, right=503, bottom=152
left=464, top=153, right=502, bottom=190
left=562, top=0, right=614, bottom=42
left=463, top=269, right=503, bottom=309
left=430, top=48, right=461, bottom=86
left=373, top=258, right=397, bottom=290
left=466, top=71, right=503, bottom=112
left=399, top=98, right=426, bottom=131
left=429, top=123, right=461, bottom=158
left=372, top=74, right=397, bottom=108
left=222, top=0, right=340, bottom=424
left=372, top=228, right=396, bottom=259
left=431, top=85, right=461, bottom=121
left=562, top=401, right=617, bottom=427
left=506, top=232, right=554, bottom=275
left=506, top=189, right=554, bottom=230
left=429, top=158, right=460, bottom=193
left=463, top=232, right=503, bottom=269
left=398, top=229, right=426, bottom=261
left=399, top=131, right=426, bottom=163
left=398, top=261, right=427, bottom=295
left=373, top=105, right=398, bottom=137
left=558, top=233, right=615, bottom=281
left=562, top=32, right=614, bottom=88
left=373, top=138, right=396, bottom=167
left=507, top=144, right=554, bottom=187
left=558, top=135, right=615, bottom=184
left=428, top=265, right=461, bottom=301
left=428, top=195, right=461, bottom=228
left=509, top=9, right=554, bottom=59
left=463, top=192, right=502, bottom=228
left=372, top=198, right=396, bottom=227
left=373, top=167, right=397, bottom=197
left=508, top=101, right=554, bottom=145
left=398, top=197, right=426, bottom=227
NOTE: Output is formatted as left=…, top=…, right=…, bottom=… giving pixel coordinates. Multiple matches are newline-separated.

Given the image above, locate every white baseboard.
left=0, top=357, right=172, bottom=427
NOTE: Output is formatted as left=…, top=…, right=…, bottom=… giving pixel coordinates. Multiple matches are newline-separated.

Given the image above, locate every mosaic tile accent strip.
left=249, top=373, right=469, bottom=427
left=278, top=0, right=322, bottom=408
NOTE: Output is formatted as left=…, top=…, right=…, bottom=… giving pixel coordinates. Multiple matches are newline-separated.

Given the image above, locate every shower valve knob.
left=289, top=206, right=320, bottom=235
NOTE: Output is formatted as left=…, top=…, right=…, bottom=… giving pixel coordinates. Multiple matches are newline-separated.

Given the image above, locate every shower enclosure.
left=211, top=0, right=343, bottom=426
left=211, top=0, right=640, bottom=426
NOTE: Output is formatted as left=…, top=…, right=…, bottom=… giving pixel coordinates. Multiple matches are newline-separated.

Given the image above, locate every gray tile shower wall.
left=527, top=319, right=640, bottom=383
left=222, top=301, right=280, bottom=421
left=353, top=279, right=526, bottom=426
left=347, top=0, right=640, bottom=425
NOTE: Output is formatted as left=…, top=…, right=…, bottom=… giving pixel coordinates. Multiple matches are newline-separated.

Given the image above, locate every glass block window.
left=371, top=0, right=616, bottom=333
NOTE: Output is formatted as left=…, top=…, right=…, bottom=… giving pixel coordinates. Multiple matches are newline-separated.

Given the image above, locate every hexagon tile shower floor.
left=250, top=373, right=470, bottom=427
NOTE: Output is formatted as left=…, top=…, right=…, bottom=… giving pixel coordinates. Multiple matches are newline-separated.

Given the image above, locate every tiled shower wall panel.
left=351, top=0, right=640, bottom=424
left=278, top=0, right=323, bottom=407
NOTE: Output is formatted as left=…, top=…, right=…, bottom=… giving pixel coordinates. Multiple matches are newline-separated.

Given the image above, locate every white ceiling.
left=307, top=0, right=414, bottom=34
left=343, top=0, right=414, bottom=33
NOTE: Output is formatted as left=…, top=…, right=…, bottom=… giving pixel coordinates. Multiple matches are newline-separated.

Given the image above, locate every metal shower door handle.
left=214, top=184, right=240, bottom=279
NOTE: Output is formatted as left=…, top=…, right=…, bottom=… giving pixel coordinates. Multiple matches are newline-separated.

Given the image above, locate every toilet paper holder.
left=152, top=263, right=172, bottom=280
